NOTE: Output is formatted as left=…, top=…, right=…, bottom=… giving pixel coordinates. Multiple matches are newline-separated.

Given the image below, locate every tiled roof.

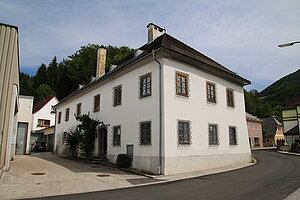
left=139, top=33, right=249, bottom=82
left=262, top=117, right=282, bottom=136
left=33, top=95, right=57, bottom=113
left=246, top=112, right=262, bottom=122
left=56, top=32, right=250, bottom=107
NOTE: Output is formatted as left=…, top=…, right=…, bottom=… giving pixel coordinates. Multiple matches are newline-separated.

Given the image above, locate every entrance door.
left=98, top=127, right=107, bottom=155
left=16, top=122, right=28, bottom=155
left=126, top=145, right=134, bottom=161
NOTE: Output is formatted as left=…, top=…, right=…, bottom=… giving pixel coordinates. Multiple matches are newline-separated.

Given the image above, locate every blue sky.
left=1, top=0, right=299, bottom=91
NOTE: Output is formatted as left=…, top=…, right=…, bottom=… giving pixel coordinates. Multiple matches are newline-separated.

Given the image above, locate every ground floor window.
left=139, top=121, right=151, bottom=145
left=178, top=120, right=191, bottom=145
left=229, top=126, right=237, bottom=145
left=112, top=126, right=121, bottom=146
left=254, top=137, right=260, bottom=146
left=209, top=124, right=219, bottom=145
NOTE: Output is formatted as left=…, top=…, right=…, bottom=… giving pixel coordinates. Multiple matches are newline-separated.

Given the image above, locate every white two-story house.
left=31, top=95, right=59, bottom=151
left=55, top=23, right=251, bottom=175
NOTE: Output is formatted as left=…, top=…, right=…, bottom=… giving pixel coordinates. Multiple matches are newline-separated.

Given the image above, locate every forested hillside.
left=245, top=69, right=300, bottom=121
left=259, top=69, right=300, bottom=106
left=20, top=45, right=134, bottom=103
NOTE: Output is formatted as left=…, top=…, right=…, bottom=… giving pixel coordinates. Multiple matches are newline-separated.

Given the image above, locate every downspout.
left=152, top=50, right=162, bottom=174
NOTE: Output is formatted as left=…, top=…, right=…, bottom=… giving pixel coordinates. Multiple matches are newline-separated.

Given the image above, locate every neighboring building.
left=55, top=23, right=252, bottom=175
left=262, top=117, right=284, bottom=146
left=246, top=112, right=263, bottom=147
left=31, top=95, right=58, bottom=152
left=15, top=95, right=34, bottom=155
left=282, top=96, right=300, bottom=144
left=0, top=23, right=20, bottom=177
left=30, top=126, right=55, bottom=152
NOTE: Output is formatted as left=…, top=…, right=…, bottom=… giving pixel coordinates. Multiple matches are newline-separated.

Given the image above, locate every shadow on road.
left=29, top=152, right=125, bottom=175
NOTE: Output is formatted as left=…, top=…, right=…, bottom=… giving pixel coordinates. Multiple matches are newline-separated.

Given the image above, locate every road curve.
left=35, top=150, right=300, bottom=200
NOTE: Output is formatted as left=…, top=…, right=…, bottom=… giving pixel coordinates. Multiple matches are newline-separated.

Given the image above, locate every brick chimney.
left=96, top=47, right=107, bottom=78
left=147, top=23, right=166, bottom=43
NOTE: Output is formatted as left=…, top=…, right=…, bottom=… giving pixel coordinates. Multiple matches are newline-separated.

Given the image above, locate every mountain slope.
left=260, top=69, right=300, bottom=106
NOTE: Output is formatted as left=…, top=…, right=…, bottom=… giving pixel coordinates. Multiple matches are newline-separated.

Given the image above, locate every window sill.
left=139, top=95, right=152, bottom=100
left=209, top=144, right=219, bottom=147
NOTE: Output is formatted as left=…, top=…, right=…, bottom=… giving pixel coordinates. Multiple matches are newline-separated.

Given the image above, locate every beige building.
left=0, top=23, right=20, bottom=177
left=15, top=95, right=34, bottom=155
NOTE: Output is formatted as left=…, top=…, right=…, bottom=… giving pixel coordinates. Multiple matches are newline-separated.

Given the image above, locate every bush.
left=290, top=143, right=300, bottom=153
left=116, top=154, right=132, bottom=168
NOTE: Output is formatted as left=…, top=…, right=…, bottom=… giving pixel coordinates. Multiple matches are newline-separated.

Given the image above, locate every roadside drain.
left=31, top=172, right=46, bottom=175
left=97, top=174, right=110, bottom=177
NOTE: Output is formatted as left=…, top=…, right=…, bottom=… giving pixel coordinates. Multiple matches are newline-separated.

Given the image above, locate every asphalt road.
left=33, top=150, right=300, bottom=200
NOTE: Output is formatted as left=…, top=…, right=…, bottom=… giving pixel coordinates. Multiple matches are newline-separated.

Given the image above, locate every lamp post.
left=278, top=40, right=300, bottom=48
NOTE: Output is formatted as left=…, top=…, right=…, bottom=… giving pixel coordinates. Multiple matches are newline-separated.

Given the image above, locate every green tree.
left=19, top=72, right=34, bottom=96
left=76, top=114, right=100, bottom=158
left=35, top=84, right=54, bottom=102
left=64, top=128, right=82, bottom=158
left=32, top=63, right=47, bottom=89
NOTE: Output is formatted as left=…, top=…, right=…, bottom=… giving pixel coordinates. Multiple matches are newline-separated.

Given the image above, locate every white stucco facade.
left=32, top=96, right=58, bottom=132
left=162, top=58, right=251, bottom=174
left=16, top=95, right=34, bottom=155
left=55, top=57, right=161, bottom=172
left=55, top=53, right=251, bottom=175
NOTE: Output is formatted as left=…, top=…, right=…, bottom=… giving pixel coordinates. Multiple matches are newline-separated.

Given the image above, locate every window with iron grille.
left=113, top=125, right=121, bottom=146
left=139, top=73, right=151, bottom=98
left=209, top=124, right=219, bottom=145
left=113, top=85, right=122, bottom=106
left=139, top=121, right=151, bottom=145
left=227, top=88, right=234, bottom=107
left=76, top=103, right=82, bottom=117
left=229, top=126, right=237, bottom=145
left=207, top=82, right=216, bottom=103
left=65, top=108, right=70, bottom=121
left=94, top=94, right=100, bottom=112
left=178, top=120, right=191, bottom=145
left=176, top=72, right=189, bottom=97
left=58, top=112, right=62, bottom=124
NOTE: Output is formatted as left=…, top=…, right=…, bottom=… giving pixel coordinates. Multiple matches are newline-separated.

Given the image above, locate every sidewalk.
left=0, top=152, right=254, bottom=199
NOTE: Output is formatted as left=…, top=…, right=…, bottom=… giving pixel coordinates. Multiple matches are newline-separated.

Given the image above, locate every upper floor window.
left=176, top=72, right=189, bottom=97
left=178, top=120, right=191, bottom=145
left=139, top=73, right=152, bottom=98
left=139, top=121, right=151, bottom=145
left=76, top=103, right=82, bottom=117
left=229, top=126, right=237, bottom=145
left=113, top=85, right=122, bottom=106
left=94, top=94, right=100, bottom=112
left=209, top=124, right=219, bottom=145
left=207, top=82, right=216, bottom=103
left=58, top=112, right=62, bottom=124
left=113, top=125, right=121, bottom=146
left=65, top=108, right=70, bottom=121
left=37, top=119, right=50, bottom=127
left=51, top=106, right=55, bottom=113
left=227, top=88, right=234, bottom=107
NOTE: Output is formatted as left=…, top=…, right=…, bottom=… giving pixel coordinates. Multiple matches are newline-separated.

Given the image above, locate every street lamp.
left=278, top=40, right=300, bottom=48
